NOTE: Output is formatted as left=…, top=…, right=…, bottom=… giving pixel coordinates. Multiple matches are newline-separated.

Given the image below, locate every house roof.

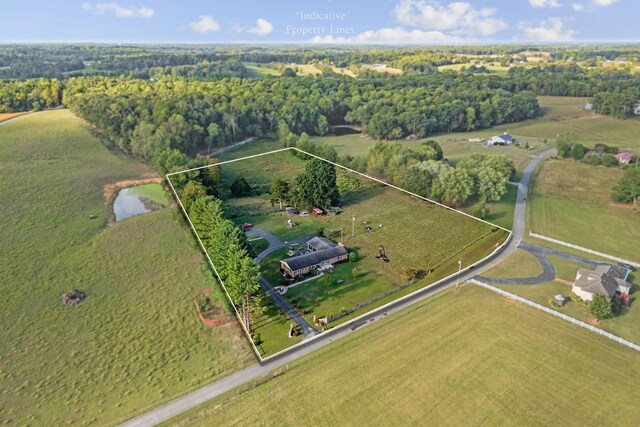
left=282, top=246, right=348, bottom=271
left=573, top=265, right=631, bottom=298
left=307, top=236, right=336, bottom=251
left=489, top=133, right=513, bottom=142
left=615, top=151, right=634, bottom=162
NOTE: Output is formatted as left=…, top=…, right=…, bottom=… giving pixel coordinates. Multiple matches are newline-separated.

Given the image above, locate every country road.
left=119, top=149, right=557, bottom=427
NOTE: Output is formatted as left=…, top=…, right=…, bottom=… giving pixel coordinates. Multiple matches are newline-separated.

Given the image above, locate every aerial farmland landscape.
left=1, top=1, right=640, bottom=426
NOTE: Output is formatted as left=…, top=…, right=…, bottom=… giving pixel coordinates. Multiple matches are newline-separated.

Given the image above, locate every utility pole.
left=340, top=227, right=343, bottom=244
left=455, top=258, right=462, bottom=288
left=351, top=215, right=355, bottom=238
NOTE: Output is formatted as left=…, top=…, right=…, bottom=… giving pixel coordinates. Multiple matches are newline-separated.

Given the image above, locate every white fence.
left=469, top=279, right=640, bottom=352
left=529, top=232, right=640, bottom=268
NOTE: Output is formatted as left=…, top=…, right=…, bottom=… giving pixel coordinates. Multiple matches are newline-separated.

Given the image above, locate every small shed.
left=554, top=295, right=565, bottom=306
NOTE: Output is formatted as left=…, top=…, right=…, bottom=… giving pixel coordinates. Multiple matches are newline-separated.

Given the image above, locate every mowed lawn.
left=529, top=159, right=639, bottom=263
left=0, top=110, right=252, bottom=426
left=164, top=285, right=640, bottom=427
left=484, top=250, right=640, bottom=344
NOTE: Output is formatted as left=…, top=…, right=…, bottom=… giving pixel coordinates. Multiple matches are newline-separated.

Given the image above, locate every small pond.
left=113, top=183, right=168, bottom=221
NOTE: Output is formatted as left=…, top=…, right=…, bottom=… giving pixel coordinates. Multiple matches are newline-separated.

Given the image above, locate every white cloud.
left=529, top=0, right=561, bottom=8
left=81, top=2, right=155, bottom=19
left=246, top=18, right=274, bottom=37
left=189, top=15, right=221, bottom=33
left=518, top=17, right=576, bottom=41
left=393, top=0, right=507, bottom=37
left=572, top=3, right=585, bottom=11
left=592, top=0, right=618, bottom=6
left=312, top=27, right=464, bottom=44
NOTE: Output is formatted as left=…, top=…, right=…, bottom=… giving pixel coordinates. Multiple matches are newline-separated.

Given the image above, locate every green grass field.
left=528, top=159, right=639, bottom=263
left=0, top=110, right=252, bottom=425
left=485, top=250, right=640, bottom=344
left=241, top=62, right=281, bottom=78
left=164, top=285, right=640, bottom=427
left=215, top=151, right=508, bottom=354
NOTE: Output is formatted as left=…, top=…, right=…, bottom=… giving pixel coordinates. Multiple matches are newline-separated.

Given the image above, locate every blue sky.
left=0, top=0, right=636, bottom=43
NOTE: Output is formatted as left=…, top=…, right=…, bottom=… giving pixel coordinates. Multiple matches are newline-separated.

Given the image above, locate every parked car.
left=312, top=207, right=324, bottom=216
left=299, top=211, right=310, bottom=217
left=239, top=223, right=253, bottom=231
left=285, top=207, right=299, bottom=215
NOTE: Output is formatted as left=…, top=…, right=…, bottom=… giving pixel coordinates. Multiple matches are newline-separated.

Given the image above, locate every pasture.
left=0, top=110, right=252, bottom=425
left=164, top=285, right=640, bottom=427
left=528, top=159, right=639, bottom=263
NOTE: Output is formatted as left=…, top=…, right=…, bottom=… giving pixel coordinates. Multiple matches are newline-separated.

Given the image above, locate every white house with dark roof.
left=487, top=132, right=514, bottom=145
left=571, top=265, right=631, bottom=303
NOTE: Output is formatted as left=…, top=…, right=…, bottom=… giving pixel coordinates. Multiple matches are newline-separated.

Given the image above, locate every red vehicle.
left=312, top=208, right=324, bottom=216
left=239, top=223, right=253, bottom=231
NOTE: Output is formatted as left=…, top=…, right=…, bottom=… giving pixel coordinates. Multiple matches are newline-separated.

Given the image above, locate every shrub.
left=582, top=152, right=601, bottom=166
left=349, top=251, right=358, bottom=262
left=589, top=293, right=612, bottom=321
left=601, top=153, right=619, bottom=167
left=230, top=175, right=252, bottom=196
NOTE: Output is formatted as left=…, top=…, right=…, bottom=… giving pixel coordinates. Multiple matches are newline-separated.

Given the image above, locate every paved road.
left=119, top=149, right=557, bottom=427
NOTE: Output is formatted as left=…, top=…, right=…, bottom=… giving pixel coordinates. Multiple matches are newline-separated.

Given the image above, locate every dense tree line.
left=149, top=61, right=249, bottom=80
left=0, top=78, right=62, bottom=112
left=60, top=72, right=542, bottom=159
left=185, top=191, right=263, bottom=333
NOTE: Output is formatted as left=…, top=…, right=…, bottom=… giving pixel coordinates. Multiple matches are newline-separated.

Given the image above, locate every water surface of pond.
left=113, top=183, right=168, bottom=221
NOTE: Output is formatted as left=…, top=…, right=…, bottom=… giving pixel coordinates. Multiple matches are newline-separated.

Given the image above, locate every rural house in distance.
left=615, top=151, right=634, bottom=165
left=281, top=237, right=348, bottom=278
left=487, top=132, right=514, bottom=145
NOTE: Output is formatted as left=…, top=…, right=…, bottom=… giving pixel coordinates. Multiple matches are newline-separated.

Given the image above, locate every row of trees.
left=283, top=134, right=515, bottom=209
left=180, top=182, right=263, bottom=333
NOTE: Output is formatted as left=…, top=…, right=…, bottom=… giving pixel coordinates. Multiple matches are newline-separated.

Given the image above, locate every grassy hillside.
left=528, top=159, right=639, bottom=262
left=0, top=110, right=252, bottom=425
left=164, top=285, right=640, bottom=427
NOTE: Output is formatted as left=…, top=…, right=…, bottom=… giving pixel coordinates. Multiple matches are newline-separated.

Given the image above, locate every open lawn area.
left=528, top=159, right=639, bottom=263
left=0, top=110, right=252, bottom=425
left=485, top=250, right=640, bottom=344
left=164, top=285, right=640, bottom=427
left=217, top=150, right=508, bottom=350
left=241, top=62, right=281, bottom=78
